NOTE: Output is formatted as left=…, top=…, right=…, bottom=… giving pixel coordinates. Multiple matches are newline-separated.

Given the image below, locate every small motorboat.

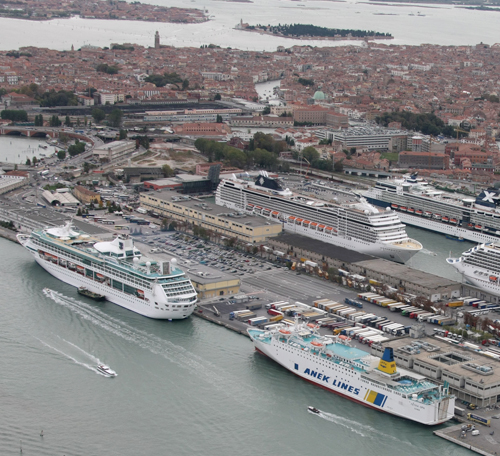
left=96, top=364, right=117, bottom=377
left=308, top=406, right=320, bottom=414
left=77, top=287, right=105, bottom=301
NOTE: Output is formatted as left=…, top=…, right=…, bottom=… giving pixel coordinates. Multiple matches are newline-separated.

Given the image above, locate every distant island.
left=237, top=23, right=393, bottom=40
left=0, top=0, right=208, bottom=23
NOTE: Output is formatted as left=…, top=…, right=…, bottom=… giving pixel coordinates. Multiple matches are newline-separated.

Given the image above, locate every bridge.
left=0, top=126, right=96, bottom=145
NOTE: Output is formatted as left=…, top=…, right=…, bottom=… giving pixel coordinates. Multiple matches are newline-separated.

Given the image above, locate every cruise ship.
left=248, top=321, right=455, bottom=425
left=362, top=174, right=500, bottom=244
left=215, top=172, right=422, bottom=263
left=17, top=222, right=198, bottom=319
left=447, top=243, right=500, bottom=297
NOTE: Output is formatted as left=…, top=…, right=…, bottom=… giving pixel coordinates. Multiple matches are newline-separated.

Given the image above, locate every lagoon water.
left=0, top=0, right=497, bottom=51
left=0, top=226, right=474, bottom=456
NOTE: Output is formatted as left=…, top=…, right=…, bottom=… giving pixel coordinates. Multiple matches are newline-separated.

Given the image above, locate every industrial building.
left=93, top=140, right=136, bottom=162
left=139, top=192, right=282, bottom=244
left=267, top=233, right=461, bottom=301
left=372, top=338, right=500, bottom=407
left=188, top=270, right=241, bottom=299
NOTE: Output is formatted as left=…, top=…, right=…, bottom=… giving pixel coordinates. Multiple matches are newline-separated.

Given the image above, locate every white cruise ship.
left=17, top=222, right=198, bottom=319
left=363, top=174, right=500, bottom=244
left=248, top=322, right=454, bottom=425
left=215, top=172, right=422, bottom=263
left=447, top=243, right=500, bottom=297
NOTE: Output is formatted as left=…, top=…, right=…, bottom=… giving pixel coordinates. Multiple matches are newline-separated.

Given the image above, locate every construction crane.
left=455, top=127, right=469, bottom=141
left=299, top=154, right=311, bottom=177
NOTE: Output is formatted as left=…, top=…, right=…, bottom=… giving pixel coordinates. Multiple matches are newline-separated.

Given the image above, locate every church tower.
left=154, top=31, right=160, bottom=49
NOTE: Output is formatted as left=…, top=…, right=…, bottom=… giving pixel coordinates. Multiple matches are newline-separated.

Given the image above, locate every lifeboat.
left=415, top=210, right=423, bottom=215
left=434, top=214, right=442, bottom=220
left=95, top=273, right=106, bottom=282
left=311, top=341, right=323, bottom=347
left=76, top=265, right=85, bottom=273
left=391, top=204, right=398, bottom=209
left=490, top=276, right=498, bottom=282
left=399, top=206, right=407, bottom=212
left=68, top=262, right=76, bottom=270
left=271, top=210, right=279, bottom=218
left=408, top=208, right=415, bottom=214
left=136, top=290, right=145, bottom=299
left=307, top=323, right=318, bottom=329
left=424, top=211, right=432, bottom=217
left=279, top=329, right=291, bottom=335
left=450, top=218, right=458, bottom=224
left=475, top=224, right=482, bottom=230
left=338, top=335, right=351, bottom=341
left=295, top=218, right=303, bottom=225
left=442, top=216, right=449, bottom=222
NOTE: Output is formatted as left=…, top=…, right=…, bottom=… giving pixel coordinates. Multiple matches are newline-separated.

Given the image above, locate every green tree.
left=119, top=129, right=127, bottom=140
left=162, top=164, right=175, bottom=177
left=301, top=146, right=320, bottom=163
left=214, top=93, right=221, bottom=101
left=91, top=108, right=106, bottom=123
left=216, top=114, right=223, bottom=123
left=1, top=109, right=28, bottom=122
left=107, top=108, right=123, bottom=128
left=334, top=159, right=344, bottom=173
left=64, top=115, right=72, bottom=127
left=182, top=79, right=189, bottom=91
left=49, top=115, right=61, bottom=127
left=57, top=150, right=66, bottom=160
left=25, top=157, right=31, bottom=166
left=32, top=156, right=38, bottom=165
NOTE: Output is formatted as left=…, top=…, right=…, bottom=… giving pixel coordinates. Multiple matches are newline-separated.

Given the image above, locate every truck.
left=447, top=300, right=464, bottom=308
left=344, top=297, right=363, bottom=308
left=467, top=413, right=491, bottom=426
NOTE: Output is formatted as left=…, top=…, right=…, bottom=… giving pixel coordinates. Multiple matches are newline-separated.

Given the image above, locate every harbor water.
left=0, top=136, right=57, bottom=164
left=0, top=234, right=473, bottom=456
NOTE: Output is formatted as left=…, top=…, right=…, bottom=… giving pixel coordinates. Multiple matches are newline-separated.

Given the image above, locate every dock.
left=434, top=413, right=500, bottom=456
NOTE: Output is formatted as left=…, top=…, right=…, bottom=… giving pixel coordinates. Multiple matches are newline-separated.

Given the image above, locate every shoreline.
left=0, top=226, right=19, bottom=243
left=236, top=28, right=393, bottom=41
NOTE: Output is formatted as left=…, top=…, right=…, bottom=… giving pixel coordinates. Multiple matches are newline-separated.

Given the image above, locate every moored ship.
left=447, top=243, right=500, bottom=297
left=248, top=321, right=455, bottom=425
left=17, top=222, right=198, bottom=319
left=363, top=174, right=500, bottom=244
left=215, top=172, right=422, bottom=263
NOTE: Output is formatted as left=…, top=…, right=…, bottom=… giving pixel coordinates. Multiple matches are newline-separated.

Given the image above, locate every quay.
left=434, top=414, right=500, bottom=456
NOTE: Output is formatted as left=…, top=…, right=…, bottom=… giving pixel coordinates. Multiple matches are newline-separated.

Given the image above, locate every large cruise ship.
left=17, top=222, right=198, bottom=319
left=215, top=172, right=422, bottom=263
left=447, top=243, right=500, bottom=297
left=362, top=174, right=500, bottom=244
left=248, top=322, right=455, bottom=425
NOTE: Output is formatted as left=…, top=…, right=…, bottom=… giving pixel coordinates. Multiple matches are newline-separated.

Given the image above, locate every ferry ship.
left=248, top=322, right=455, bottom=425
left=215, top=172, right=422, bottom=263
left=362, top=174, right=500, bottom=244
left=447, top=243, right=500, bottom=297
left=17, top=222, right=198, bottom=319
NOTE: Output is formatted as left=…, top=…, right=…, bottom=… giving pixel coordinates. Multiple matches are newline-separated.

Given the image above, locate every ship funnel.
left=146, top=261, right=151, bottom=274
left=378, top=348, right=397, bottom=375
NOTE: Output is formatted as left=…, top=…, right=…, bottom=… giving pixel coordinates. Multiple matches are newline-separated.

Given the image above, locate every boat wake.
left=36, top=337, right=108, bottom=376
left=42, top=288, right=260, bottom=400
left=310, top=409, right=413, bottom=444
left=420, top=248, right=438, bottom=256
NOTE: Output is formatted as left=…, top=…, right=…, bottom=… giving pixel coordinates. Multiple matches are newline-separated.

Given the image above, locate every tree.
left=334, top=160, right=344, bottom=173
left=57, top=150, right=66, bottom=160
left=1, top=109, right=28, bottom=122
left=49, top=115, right=61, bottom=127
left=32, top=156, right=38, bottom=166
left=91, top=108, right=106, bottom=123
left=216, top=114, right=223, bottom=123
left=107, top=108, right=123, bottom=128
left=162, top=164, right=175, bottom=177
left=182, top=79, right=189, bottom=91
left=214, top=93, right=221, bottom=100
left=25, top=157, right=31, bottom=166
left=262, top=106, right=271, bottom=115
left=119, top=129, right=127, bottom=140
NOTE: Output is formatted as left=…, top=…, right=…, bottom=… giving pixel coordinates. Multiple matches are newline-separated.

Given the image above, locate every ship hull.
left=366, top=196, right=500, bottom=244
left=449, top=261, right=500, bottom=297
left=216, top=197, right=419, bottom=264
left=250, top=335, right=454, bottom=425
left=21, top=237, right=195, bottom=320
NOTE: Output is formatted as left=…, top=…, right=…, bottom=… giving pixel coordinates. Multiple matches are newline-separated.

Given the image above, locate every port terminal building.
left=188, top=270, right=241, bottom=299
left=267, top=233, right=462, bottom=301
left=372, top=338, right=500, bottom=407
left=139, top=191, right=282, bottom=244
